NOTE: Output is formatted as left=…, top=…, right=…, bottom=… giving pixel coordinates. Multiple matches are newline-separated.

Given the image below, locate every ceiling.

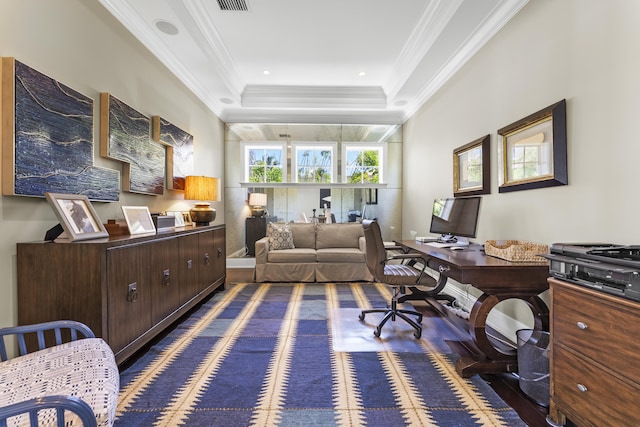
left=98, top=0, right=528, bottom=124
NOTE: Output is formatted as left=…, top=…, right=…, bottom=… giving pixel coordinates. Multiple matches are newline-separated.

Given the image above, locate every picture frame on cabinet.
left=182, top=211, right=193, bottom=226
left=122, top=206, right=156, bottom=235
left=44, top=192, right=109, bottom=241
left=453, top=134, right=490, bottom=197
left=166, top=211, right=185, bottom=227
left=497, top=99, right=567, bottom=193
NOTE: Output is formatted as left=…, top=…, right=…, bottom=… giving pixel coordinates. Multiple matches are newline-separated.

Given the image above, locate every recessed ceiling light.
left=155, top=19, right=179, bottom=35
left=220, top=98, right=233, bottom=104
left=263, top=70, right=271, bottom=75
left=358, top=71, right=366, bottom=76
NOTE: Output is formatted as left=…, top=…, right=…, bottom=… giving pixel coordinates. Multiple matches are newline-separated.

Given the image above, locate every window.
left=292, top=142, right=337, bottom=183
left=343, top=143, right=386, bottom=184
left=242, top=142, right=287, bottom=183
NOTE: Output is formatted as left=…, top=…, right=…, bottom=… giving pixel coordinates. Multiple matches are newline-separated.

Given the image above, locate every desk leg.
left=455, top=293, right=549, bottom=378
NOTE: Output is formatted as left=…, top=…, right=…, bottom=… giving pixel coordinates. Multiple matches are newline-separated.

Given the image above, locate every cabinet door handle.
left=576, top=321, right=588, bottom=330
left=163, top=269, right=171, bottom=286
left=217, top=247, right=223, bottom=257
left=576, top=383, right=588, bottom=393
left=127, top=282, right=138, bottom=303
left=204, top=253, right=210, bottom=265
left=438, top=265, right=450, bottom=273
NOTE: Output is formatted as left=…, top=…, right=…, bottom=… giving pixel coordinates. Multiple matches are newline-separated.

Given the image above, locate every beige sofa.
left=255, top=222, right=374, bottom=282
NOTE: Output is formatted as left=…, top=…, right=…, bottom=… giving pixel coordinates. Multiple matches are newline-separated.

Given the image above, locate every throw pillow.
left=268, top=223, right=295, bottom=250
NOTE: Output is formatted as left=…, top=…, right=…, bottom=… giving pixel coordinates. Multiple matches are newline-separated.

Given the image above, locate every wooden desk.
left=395, top=240, right=550, bottom=377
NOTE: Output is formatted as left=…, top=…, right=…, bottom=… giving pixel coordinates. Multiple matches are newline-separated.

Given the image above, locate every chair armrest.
left=386, top=253, right=428, bottom=265
left=358, top=236, right=366, bottom=253
left=0, top=320, right=95, bottom=362
left=0, top=395, right=98, bottom=427
left=255, top=236, right=270, bottom=264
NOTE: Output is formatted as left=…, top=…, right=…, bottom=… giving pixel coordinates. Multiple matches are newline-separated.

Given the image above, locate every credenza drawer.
left=552, top=283, right=640, bottom=383
left=553, top=345, right=640, bottom=427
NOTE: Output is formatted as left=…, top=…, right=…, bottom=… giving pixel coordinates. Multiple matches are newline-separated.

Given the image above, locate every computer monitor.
left=429, top=196, right=481, bottom=245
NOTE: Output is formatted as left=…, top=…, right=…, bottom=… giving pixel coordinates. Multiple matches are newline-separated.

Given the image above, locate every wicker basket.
left=484, top=240, right=549, bottom=263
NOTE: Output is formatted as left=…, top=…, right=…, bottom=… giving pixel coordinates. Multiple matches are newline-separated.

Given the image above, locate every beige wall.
left=0, top=0, right=224, bottom=329
left=403, top=0, right=640, bottom=334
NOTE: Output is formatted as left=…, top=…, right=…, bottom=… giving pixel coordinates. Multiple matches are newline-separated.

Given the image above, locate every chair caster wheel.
left=358, top=312, right=365, bottom=321
left=414, top=330, right=422, bottom=339
left=374, top=329, right=381, bottom=338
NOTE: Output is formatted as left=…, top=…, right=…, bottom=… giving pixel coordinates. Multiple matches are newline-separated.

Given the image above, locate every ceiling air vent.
left=217, top=0, right=248, bottom=11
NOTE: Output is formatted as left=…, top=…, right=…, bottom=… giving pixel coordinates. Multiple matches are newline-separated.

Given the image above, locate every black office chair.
left=359, top=220, right=440, bottom=339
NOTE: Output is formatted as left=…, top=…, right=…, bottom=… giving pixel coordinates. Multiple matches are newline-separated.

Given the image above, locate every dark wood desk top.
left=395, top=240, right=550, bottom=295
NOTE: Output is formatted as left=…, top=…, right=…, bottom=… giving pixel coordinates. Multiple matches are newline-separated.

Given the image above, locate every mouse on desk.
left=450, top=246, right=464, bottom=251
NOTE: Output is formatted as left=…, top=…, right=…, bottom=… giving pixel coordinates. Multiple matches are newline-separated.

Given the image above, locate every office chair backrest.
left=362, top=220, right=386, bottom=280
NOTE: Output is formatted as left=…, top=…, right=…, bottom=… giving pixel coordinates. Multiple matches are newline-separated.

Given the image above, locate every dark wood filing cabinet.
left=17, top=225, right=226, bottom=365
left=548, top=278, right=640, bottom=426
left=245, top=216, right=275, bottom=256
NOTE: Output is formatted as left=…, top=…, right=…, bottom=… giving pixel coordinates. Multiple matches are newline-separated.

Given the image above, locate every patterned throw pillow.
left=268, top=223, right=295, bottom=250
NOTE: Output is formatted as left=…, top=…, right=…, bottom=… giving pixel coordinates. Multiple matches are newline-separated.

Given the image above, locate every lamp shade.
left=184, top=176, right=218, bottom=201
left=248, top=192, right=267, bottom=207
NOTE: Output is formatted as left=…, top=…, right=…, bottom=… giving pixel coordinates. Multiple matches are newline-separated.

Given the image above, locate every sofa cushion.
left=268, top=223, right=295, bottom=250
left=289, top=223, right=316, bottom=248
left=316, top=223, right=364, bottom=249
left=267, top=248, right=317, bottom=263
left=316, top=248, right=366, bottom=263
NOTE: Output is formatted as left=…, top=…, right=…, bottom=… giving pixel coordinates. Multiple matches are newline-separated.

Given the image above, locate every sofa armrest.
left=0, top=395, right=98, bottom=427
left=0, top=320, right=95, bottom=362
left=359, top=236, right=366, bottom=253
left=255, top=236, right=270, bottom=264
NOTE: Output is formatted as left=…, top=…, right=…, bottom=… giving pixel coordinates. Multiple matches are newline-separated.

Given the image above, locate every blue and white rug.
left=116, top=283, right=526, bottom=426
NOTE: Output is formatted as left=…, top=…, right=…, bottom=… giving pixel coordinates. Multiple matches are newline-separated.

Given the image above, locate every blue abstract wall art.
left=152, top=116, right=194, bottom=191
left=100, top=93, right=165, bottom=195
left=1, top=58, right=120, bottom=201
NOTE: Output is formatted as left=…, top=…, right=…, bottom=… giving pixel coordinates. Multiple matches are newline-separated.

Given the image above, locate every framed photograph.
left=182, top=211, right=193, bottom=226
left=453, top=134, right=490, bottom=197
left=166, top=211, right=185, bottom=227
left=365, top=188, right=378, bottom=205
left=497, top=99, right=567, bottom=193
left=122, top=206, right=156, bottom=235
left=44, top=193, right=109, bottom=241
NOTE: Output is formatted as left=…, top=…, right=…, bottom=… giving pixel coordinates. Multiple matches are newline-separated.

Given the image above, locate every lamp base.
left=190, top=202, right=216, bottom=226
left=251, top=206, right=265, bottom=217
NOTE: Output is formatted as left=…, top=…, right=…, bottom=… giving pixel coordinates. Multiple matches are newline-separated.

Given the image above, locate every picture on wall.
left=453, top=134, right=490, bottom=197
left=152, top=116, right=194, bottom=191
left=0, top=58, right=120, bottom=200
left=497, top=99, right=567, bottom=193
left=100, top=93, right=165, bottom=195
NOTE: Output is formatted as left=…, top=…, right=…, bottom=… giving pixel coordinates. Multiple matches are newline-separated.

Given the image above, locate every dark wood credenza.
left=548, top=278, right=640, bottom=427
left=394, top=241, right=550, bottom=378
left=17, top=224, right=226, bottom=365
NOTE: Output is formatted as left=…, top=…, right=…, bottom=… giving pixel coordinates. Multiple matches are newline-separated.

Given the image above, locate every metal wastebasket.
left=516, top=329, right=550, bottom=407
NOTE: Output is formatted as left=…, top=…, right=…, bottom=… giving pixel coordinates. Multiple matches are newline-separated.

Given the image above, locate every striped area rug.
left=115, top=283, right=526, bottom=426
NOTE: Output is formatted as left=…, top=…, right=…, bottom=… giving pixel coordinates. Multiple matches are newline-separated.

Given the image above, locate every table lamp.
left=249, top=193, right=267, bottom=217
left=184, top=175, right=218, bottom=226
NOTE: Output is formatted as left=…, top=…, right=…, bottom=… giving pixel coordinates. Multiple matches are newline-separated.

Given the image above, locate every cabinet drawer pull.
left=163, top=269, right=171, bottom=286
left=204, top=253, right=210, bottom=265
left=576, top=321, right=588, bottom=330
left=576, top=383, right=588, bottom=393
